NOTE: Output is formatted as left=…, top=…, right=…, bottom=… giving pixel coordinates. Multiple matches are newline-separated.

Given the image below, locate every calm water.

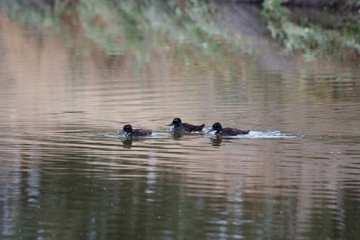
left=1, top=2, right=360, bottom=240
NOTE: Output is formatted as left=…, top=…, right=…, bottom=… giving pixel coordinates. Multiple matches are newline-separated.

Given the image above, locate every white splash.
left=210, top=130, right=299, bottom=139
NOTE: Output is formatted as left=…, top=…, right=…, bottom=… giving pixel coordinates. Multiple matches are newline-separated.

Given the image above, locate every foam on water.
left=212, top=130, right=299, bottom=139
left=147, top=132, right=173, bottom=138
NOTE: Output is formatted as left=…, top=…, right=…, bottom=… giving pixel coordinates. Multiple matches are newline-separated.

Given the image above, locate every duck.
left=208, top=122, right=250, bottom=136
left=118, top=124, right=152, bottom=137
left=168, top=118, right=205, bottom=132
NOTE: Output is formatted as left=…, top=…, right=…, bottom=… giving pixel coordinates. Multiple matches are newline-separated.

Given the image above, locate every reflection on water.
left=1, top=1, right=360, bottom=239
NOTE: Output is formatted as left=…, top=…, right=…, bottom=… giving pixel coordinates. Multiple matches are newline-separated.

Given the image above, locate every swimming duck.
left=168, top=118, right=205, bottom=132
left=118, top=124, right=152, bottom=137
left=208, top=122, right=250, bottom=136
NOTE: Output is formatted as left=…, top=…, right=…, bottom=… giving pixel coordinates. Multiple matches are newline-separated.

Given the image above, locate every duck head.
left=119, top=124, right=133, bottom=136
left=168, top=118, right=182, bottom=127
left=208, top=122, right=223, bottom=134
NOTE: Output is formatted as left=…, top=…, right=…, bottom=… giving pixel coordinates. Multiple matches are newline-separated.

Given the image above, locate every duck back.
left=180, top=123, right=205, bottom=132
left=131, top=129, right=152, bottom=137
left=221, top=127, right=249, bottom=136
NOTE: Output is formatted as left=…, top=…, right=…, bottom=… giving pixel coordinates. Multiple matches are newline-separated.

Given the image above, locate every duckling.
left=168, top=118, right=205, bottom=132
left=208, top=122, right=249, bottom=136
left=119, top=124, right=152, bottom=137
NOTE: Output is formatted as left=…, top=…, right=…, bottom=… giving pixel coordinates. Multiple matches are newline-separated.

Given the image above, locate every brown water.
left=1, top=4, right=360, bottom=240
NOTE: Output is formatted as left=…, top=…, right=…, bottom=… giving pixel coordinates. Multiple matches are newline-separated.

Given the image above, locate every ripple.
left=105, top=132, right=172, bottom=139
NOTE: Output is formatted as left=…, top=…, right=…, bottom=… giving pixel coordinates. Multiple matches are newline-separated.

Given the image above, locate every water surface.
left=1, top=2, right=360, bottom=240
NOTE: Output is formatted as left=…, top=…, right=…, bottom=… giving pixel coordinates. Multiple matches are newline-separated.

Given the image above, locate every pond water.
left=1, top=2, right=360, bottom=239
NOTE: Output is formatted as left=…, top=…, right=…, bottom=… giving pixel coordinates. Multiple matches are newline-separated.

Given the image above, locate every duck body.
left=209, top=122, right=249, bottom=136
left=173, top=122, right=205, bottom=132
left=119, top=124, right=152, bottom=137
left=129, top=128, right=152, bottom=137
left=168, top=118, right=205, bottom=132
left=218, top=127, right=250, bottom=136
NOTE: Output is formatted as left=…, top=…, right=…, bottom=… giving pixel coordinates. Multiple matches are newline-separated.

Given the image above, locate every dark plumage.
left=208, top=122, right=250, bottom=136
left=119, top=124, right=152, bottom=137
left=168, top=118, right=205, bottom=132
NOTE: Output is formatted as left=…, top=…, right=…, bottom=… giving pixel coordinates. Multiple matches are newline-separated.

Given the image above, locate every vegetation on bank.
left=0, top=0, right=359, bottom=61
left=263, top=0, right=360, bottom=60
left=265, top=0, right=360, bottom=9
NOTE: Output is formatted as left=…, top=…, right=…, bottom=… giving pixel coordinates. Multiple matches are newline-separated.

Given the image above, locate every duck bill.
left=207, top=128, right=215, bottom=133
left=118, top=130, right=125, bottom=135
left=167, top=123, right=174, bottom=126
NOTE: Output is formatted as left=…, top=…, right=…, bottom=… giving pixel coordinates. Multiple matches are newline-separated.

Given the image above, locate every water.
left=1, top=2, right=360, bottom=239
